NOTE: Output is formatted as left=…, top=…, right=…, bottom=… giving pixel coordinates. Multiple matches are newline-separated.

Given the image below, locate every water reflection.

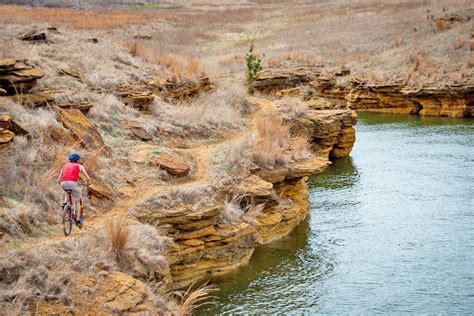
left=308, top=156, right=359, bottom=190
left=197, top=113, right=474, bottom=315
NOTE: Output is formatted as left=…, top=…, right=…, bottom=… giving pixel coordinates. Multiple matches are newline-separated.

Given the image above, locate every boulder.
left=57, top=108, right=111, bottom=155
left=19, top=31, right=47, bottom=42
left=150, top=153, right=190, bottom=177
left=88, top=177, right=114, bottom=202
left=0, top=59, right=45, bottom=94
left=9, top=92, right=53, bottom=108
left=124, top=121, right=153, bottom=141
left=0, top=114, right=28, bottom=136
left=49, top=126, right=75, bottom=144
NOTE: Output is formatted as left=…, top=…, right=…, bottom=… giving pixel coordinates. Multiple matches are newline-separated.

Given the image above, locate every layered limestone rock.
left=347, top=82, right=474, bottom=118
left=291, top=109, right=357, bottom=159
left=0, top=59, right=45, bottom=94
left=254, top=67, right=321, bottom=94
left=133, top=205, right=258, bottom=290
left=133, top=156, right=330, bottom=290
left=256, top=67, right=473, bottom=118
left=56, top=108, right=111, bottom=155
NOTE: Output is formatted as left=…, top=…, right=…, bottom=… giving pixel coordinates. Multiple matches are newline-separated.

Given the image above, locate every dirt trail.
left=16, top=97, right=275, bottom=249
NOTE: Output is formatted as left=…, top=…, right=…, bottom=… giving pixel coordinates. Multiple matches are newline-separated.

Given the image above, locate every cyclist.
left=59, top=153, right=91, bottom=227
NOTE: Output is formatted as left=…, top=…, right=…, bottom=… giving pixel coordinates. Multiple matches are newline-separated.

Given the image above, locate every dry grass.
left=176, top=283, right=215, bottom=316
left=0, top=5, right=174, bottom=29
left=252, top=112, right=290, bottom=169
left=453, top=36, right=466, bottom=49
left=278, top=96, right=308, bottom=120
left=105, top=219, right=130, bottom=261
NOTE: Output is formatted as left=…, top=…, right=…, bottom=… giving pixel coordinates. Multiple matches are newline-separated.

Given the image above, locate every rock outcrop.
left=56, top=108, right=111, bottom=155
left=347, top=83, right=474, bottom=117
left=150, top=153, right=190, bottom=177
left=0, top=115, right=28, bottom=147
left=133, top=154, right=330, bottom=290
left=0, top=59, right=45, bottom=95
left=292, top=109, right=358, bottom=159
left=256, top=67, right=474, bottom=118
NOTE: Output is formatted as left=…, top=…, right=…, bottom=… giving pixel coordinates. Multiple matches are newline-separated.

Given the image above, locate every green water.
left=197, top=112, right=474, bottom=314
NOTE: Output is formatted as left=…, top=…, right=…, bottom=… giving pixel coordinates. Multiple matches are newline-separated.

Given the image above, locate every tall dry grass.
left=251, top=112, right=290, bottom=169
left=105, top=219, right=130, bottom=262
left=0, top=5, right=174, bottom=29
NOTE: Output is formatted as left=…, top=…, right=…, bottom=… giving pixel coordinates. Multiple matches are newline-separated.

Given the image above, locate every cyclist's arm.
left=58, top=168, right=63, bottom=184
left=79, top=165, right=92, bottom=184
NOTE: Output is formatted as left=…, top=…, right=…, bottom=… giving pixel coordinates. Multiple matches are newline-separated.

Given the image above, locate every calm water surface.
left=197, top=112, right=474, bottom=314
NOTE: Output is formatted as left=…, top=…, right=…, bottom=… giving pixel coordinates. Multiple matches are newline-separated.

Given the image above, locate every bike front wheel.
left=62, top=205, right=73, bottom=236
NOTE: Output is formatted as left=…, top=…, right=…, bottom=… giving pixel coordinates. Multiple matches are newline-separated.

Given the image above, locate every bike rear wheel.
left=62, top=205, right=73, bottom=236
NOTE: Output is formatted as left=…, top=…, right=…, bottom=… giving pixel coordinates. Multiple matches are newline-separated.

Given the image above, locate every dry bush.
left=131, top=184, right=214, bottom=216
left=221, top=193, right=265, bottom=226
left=290, top=136, right=312, bottom=161
left=278, top=96, right=307, bottom=120
left=252, top=112, right=290, bottom=169
left=106, top=219, right=130, bottom=262
left=469, top=39, right=474, bottom=51
left=150, top=86, right=247, bottom=140
left=453, top=36, right=465, bottom=49
left=435, top=19, right=450, bottom=32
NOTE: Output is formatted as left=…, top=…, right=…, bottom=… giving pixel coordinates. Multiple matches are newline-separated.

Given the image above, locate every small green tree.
left=245, top=42, right=262, bottom=95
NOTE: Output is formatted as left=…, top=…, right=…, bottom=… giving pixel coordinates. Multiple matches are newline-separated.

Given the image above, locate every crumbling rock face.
left=0, top=59, right=45, bottom=95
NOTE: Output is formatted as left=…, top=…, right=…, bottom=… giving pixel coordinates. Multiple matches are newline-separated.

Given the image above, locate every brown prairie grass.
left=105, top=219, right=130, bottom=260
left=252, top=112, right=290, bottom=168
left=0, top=5, right=174, bottom=29
left=176, top=283, right=215, bottom=316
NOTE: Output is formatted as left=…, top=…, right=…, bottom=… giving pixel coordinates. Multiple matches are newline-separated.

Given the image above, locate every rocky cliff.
left=255, top=67, right=473, bottom=118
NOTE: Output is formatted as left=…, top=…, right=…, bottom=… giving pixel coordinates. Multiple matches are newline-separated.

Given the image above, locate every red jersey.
left=60, top=162, right=81, bottom=182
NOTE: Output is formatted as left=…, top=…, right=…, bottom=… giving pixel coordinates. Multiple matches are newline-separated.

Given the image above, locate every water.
left=197, top=112, right=474, bottom=315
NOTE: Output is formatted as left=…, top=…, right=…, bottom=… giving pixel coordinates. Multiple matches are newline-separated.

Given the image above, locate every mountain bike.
left=62, top=183, right=88, bottom=236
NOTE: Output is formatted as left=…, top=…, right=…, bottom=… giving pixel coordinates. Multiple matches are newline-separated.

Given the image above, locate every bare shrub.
left=242, top=203, right=265, bottom=226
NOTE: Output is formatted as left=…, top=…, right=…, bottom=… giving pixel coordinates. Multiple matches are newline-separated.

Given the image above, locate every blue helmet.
left=69, top=152, right=80, bottom=162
